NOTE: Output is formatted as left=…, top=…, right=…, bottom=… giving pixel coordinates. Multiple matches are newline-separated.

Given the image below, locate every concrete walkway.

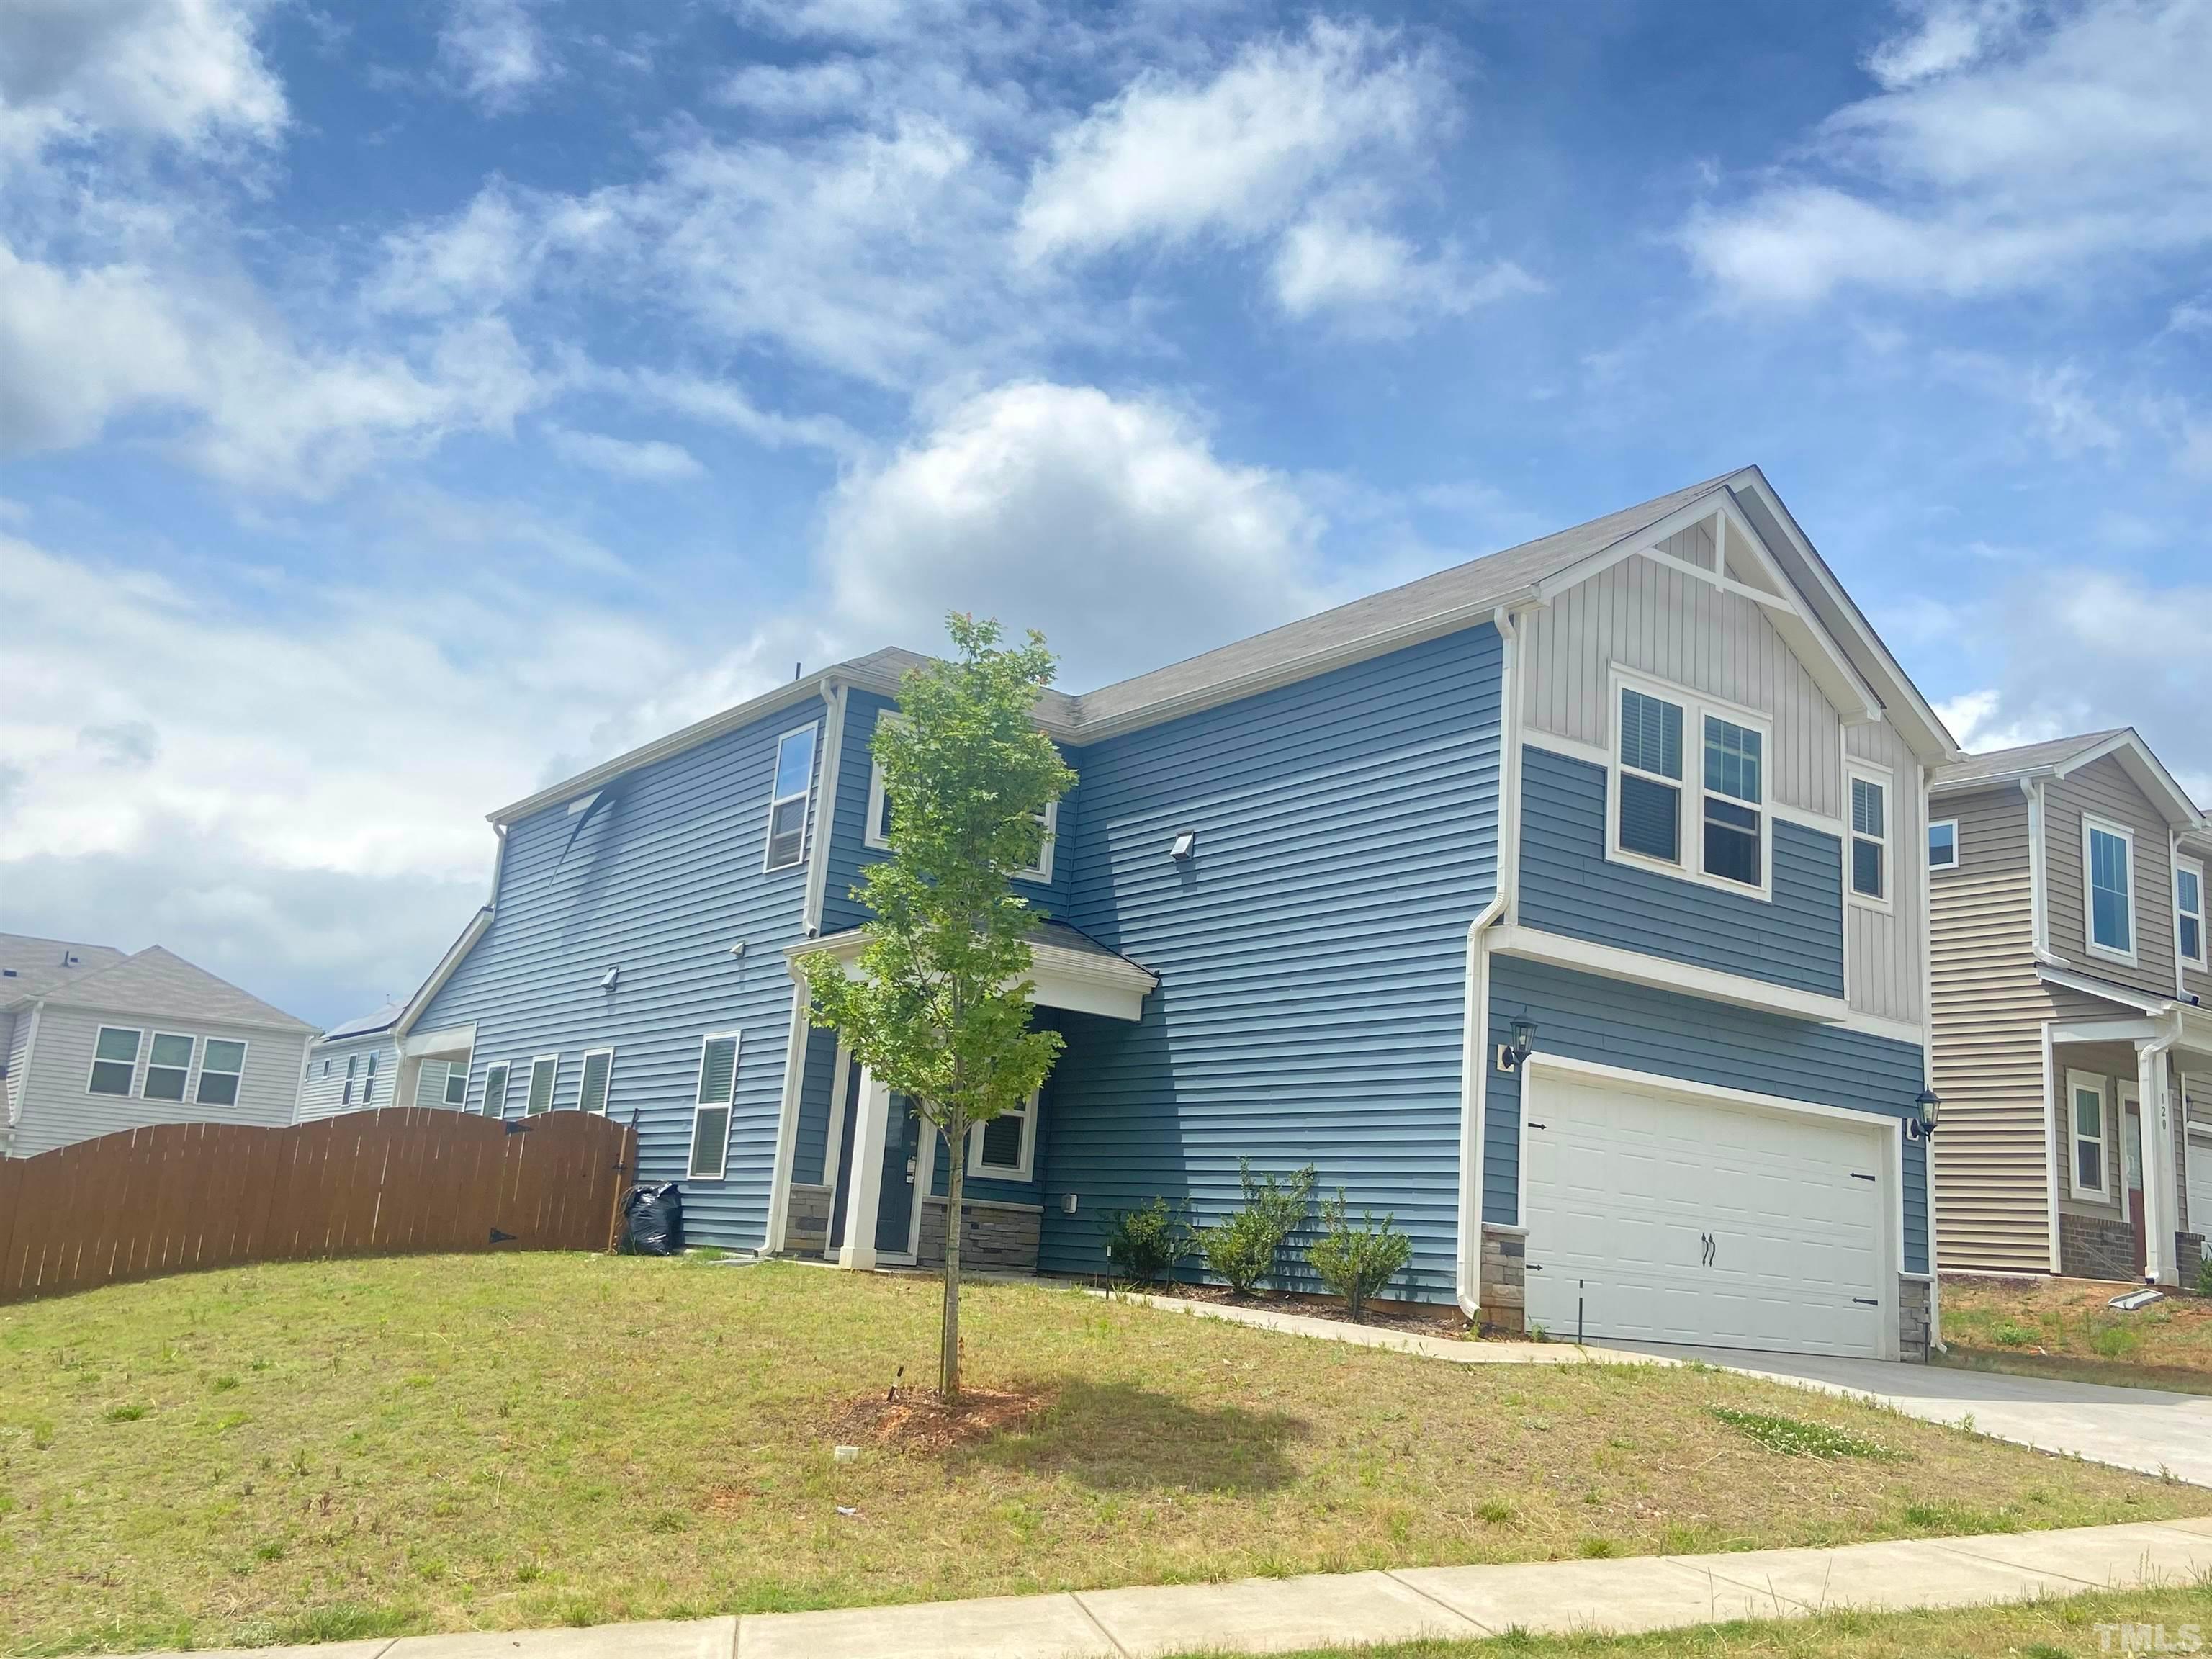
left=1089, top=1289, right=1668, bottom=1366
left=138, top=1518, right=2212, bottom=1659
left=1617, top=1343, right=2212, bottom=1488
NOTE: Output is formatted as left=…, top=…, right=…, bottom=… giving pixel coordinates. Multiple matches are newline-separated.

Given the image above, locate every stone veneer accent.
left=783, top=1184, right=833, bottom=1258
left=1478, top=1225, right=1526, bottom=1337
left=1898, top=1277, right=1930, bottom=1363
left=918, top=1197, right=1041, bottom=1272
left=2059, top=1212, right=2141, bottom=1283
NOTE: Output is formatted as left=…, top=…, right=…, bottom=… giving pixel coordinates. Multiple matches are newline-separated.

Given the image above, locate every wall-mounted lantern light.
left=601, top=966, right=621, bottom=992
left=1169, top=829, right=1197, bottom=861
left=1496, top=1015, right=1537, bottom=1074
left=1907, top=1087, right=1941, bottom=1142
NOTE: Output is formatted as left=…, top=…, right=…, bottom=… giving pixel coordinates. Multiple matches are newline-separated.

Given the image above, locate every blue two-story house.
left=398, top=466, right=1956, bottom=1361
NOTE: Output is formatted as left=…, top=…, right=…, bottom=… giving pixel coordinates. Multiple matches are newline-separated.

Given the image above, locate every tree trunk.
left=940, top=1119, right=966, bottom=1400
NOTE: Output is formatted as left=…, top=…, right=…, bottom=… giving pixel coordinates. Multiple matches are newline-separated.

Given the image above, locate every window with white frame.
left=143, top=1033, right=195, bottom=1101
left=866, top=710, right=1058, bottom=881
left=413, top=1059, right=449, bottom=1107
left=2069, top=1071, right=2109, bottom=1199
left=1701, top=714, right=1765, bottom=889
left=688, top=1033, right=739, bottom=1179
left=89, top=1026, right=141, bottom=1096
left=1928, top=819, right=1959, bottom=871
left=2178, top=855, right=2206, bottom=971
left=195, top=1040, right=246, bottom=1107
left=1608, top=672, right=1771, bottom=896
left=342, top=1053, right=359, bottom=1105
left=526, top=1054, right=558, bottom=1115
left=579, top=1047, right=614, bottom=1115
left=1848, top=768, right=1889, bottom=906
left=1614, top=683, right=1684, bottom=864
left=764, top=724, right=818, bottom=872
left=444, top=1053, right=470, bottom=1107
left=361, top=1049, right=378, bottom=1105
left=2083, top=815, right=2136, bottom=961
left=970, top=1091, right=1038, bottom=1179
left=482, top=1061, right=511, bottom=1118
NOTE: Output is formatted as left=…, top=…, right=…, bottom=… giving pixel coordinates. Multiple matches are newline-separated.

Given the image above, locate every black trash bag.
left=621, top=1182, right=685, bottom=1256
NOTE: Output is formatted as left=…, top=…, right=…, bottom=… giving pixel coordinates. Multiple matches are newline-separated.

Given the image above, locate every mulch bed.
left=828, top=1382, right=1057, bottom=1455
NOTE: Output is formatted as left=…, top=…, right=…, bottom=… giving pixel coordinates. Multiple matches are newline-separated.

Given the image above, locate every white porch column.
left=2138, top=1035, right=2177, bottom=1285
left=837, top=1066, right=891, bottom=1271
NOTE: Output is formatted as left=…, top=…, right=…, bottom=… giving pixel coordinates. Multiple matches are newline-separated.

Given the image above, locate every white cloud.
left=438, top=0, right=551, bottom=113
left=1685, top=0, right=2212, bottom=305
left=818, top=382, right=1330, bottom=691
left=367, top=185, right=534, bottom=316
left=0, top=0, right=284, bottom=159
left=546, top=424, right=704, bottom=482
left=609, top=369, right=863, bottom=459
left=716, top=56, right=872, bottom=120
left=1272, top=210, right=1539, bottom=330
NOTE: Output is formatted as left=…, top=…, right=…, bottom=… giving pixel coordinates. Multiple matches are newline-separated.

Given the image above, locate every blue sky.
left=2, top=0, right=2207, bottom=1027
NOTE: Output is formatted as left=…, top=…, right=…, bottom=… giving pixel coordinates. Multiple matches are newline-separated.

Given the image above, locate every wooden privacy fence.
left=0, top=1107, right=638, bottom=1304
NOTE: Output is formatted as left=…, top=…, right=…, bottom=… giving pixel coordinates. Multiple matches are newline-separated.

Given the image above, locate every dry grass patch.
left=1941, top=1274, right=2212, bottom=1392
left=0, top=1254, right=2203, bottom=1653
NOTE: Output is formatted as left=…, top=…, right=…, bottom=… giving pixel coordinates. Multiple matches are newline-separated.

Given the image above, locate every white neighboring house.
left=297, top=907, right=491, bottom=1123
left=0, top=932, right=318, bottom=1158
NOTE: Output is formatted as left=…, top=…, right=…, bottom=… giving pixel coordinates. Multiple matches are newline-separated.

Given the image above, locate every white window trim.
left=87, top=1025, right=143, bottom=1097
left=342, top=1052, right=359, bottom=1105
left=579, top=1046, right=616, bottom=1115
left=688, top=1030, right=741, bottom=1181
left=482, top=1061, right=511, bottom=1118
left=142, top=1031, right=197, bottom=1101
left=2081, top=812, right=2139, bottom=966
left=361, top=1049, right=378, bottom=1106
left=968, top=1090, right=1038, bottom=1180
left=2178, top=853, right=2208, bottom=971
left=1605, top=665, right=1774, bottom=903
left=1846, top=761, right=1894, bottom=914
left=865, top=710, right=1058, bottom=884
left=1928, top=818, right=1960, bottom=872
left=763, top=721, right=820, bottom=874
left=526, top=1053, right=559, bottom=1115
left=2067, top=1069, right=2110, bottom=1201
left=443, top=1053, right=472, bottom=1108
left=195, top=1038, right=248, bottom=1107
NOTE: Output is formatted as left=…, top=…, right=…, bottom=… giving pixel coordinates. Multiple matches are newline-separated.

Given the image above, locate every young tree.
left=796, top=614, right=1074, bottom=1398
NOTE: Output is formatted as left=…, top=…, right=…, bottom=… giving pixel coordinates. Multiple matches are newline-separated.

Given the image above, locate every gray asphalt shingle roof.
left=1934, top=729, right=2129, bottom=787
left=319, top=1001, right=409, bottom=1041
left=0, top=934, right=128, bottom=1001
left=1, top=938, right=316, bottom=1032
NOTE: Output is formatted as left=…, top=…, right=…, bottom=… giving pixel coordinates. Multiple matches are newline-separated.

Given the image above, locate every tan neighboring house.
left=1928, top=731, right=2211, bottom=1286
left=0, top=932, right=318, bottom=1158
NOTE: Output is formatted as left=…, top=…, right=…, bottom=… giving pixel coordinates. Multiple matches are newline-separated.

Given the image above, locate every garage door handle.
left=1850, top=1172, right=1876, bottom=1182
left=1852, top=1297, right=1879, bottom=1306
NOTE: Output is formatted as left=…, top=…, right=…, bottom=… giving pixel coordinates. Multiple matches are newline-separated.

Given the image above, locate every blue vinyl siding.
left=822, top=688, right=1079, bottom=937
left=1518, top=744, right=1845, bottom=998
left=791, top=1024, right=843, bottom=1187
left=1035, top=626, right=1506, bottom=1303
left=413, top=696, right=827, bottom=1248
left=1482, top=956, right=1929, bottom=1274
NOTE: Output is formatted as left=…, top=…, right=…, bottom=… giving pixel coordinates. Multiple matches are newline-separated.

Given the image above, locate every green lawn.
left=0, top=1254, right=2203, bottom=1654
left=1254, top=1581, right=2212, bottom=1658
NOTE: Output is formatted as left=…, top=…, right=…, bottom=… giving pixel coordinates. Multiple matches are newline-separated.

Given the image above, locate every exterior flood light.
left=1907, top=1087, right=1941, bottom=1141
left=1496, top=1016, right=1537, bottom=1074
left=1169, top=829, right=1197, bottom=861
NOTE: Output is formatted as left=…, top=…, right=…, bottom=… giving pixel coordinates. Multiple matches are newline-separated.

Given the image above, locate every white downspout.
left=1458, top=608, right=1523, bottom=1321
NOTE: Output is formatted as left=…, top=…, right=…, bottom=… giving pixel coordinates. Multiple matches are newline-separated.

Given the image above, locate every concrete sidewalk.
left=136, top=1518, right=2212, bottom=1659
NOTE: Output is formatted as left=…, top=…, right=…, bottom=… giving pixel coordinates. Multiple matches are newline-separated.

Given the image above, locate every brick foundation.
left=783, top=1184, right=833, bottom=1258
left=1478, top=1226, right=1526, bottom=1336
left=917, top=1197, right=1041, bottom=1272
left=1898, top=1277, right=1930, bottom=1362
left=2058, top=1212, right=2140, bottom=1282
left=2179, top=1233, right=2206, bottom=1285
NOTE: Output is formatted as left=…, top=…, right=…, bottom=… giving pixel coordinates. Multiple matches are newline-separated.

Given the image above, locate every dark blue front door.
left=874, top=1093, right=922, bottom=1255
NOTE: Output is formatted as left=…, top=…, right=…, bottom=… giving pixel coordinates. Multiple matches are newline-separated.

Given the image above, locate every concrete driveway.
left=1619, top=1344, right=2212, bottom=1487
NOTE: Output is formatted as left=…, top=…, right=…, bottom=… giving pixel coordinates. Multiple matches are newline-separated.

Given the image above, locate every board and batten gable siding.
left=1518, top=549, right=1845, bottom=822
left=1843, top=718, right=1927, bottom=1027
left=1033, top=625, right=1506, bottom=1303
left=413, top=693, right=828, bottom=1249
left=1925, top=783, right=2056, bottom=1274
left=295, top=1033, right=402, bottom=1122
left=2045, top=754, right=2180, bottom=1002
left=1482, top=956, right=1930, bottom=1274
left=1518, top=744, right=1845, bottom=997
left=10, top=1004, right=308, bottom=1156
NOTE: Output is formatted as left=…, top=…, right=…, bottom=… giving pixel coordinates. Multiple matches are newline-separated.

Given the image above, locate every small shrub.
left=2197, top=1254, right=2212, bottom=1298
left=1199, top=1161, right=1315, bottom=1296
left=1307, top=1190, right=1413, bottom=1319
left=1987, top=1320, right=2039, bottom=1348
left=1709, top=1406, right=1895, bottom=1460
left=1101, top=1197, right=1194, bottom=1285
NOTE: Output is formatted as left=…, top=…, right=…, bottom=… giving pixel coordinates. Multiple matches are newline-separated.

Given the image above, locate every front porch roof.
left=788, top=919, right=1157, bottom=1022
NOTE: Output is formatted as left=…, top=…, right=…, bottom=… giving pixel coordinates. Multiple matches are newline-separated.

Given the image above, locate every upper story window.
left=2082, top=814, right=2136, bottom=963
left=1848, top=768, right=1889, bottom=908
left=342, top=1053, right=359, bottom=1105
left=89, top=1026, right=142, bottom=1096
left=143, top=1033, right=196, bottom=1101
left=764, top=724, right=819, bottom=873
left=1928, top=819, right=1959, bottom=871
left=1609, top=670, right=1771, bottom=900
left=2179, top=855, right=2206, bottom=971
left=482, top=1061, right=511, bottom=1118
left=361, top=1049, right=377, bottom=1105
left=865, top=709, right=1059, bottom=882
left=196, top=1040, right=246, bottom=1107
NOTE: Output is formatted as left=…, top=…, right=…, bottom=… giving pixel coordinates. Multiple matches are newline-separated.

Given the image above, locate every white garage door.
left=2188, top=1132, right=2212, bottom=1262
left=1523, top=1071, right=1891, bottom=1359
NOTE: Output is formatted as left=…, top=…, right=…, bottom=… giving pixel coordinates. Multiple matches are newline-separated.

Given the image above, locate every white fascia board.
left=2036, top=961, right=2170, bottom=1017
left=1491, top=924, right=1853, bottom=1025
left=788, top=930, right=1156, bottom=1022
left=2051, top=730, right=2204, bottom=828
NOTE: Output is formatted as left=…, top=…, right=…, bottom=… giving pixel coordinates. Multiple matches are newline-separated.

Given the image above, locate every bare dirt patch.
left=829, top=1381, right=1056, bottom=1454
